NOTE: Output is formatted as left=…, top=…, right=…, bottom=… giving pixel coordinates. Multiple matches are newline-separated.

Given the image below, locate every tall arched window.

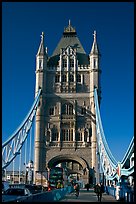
left=46, top=130, right=50, bottom=142
left=93, top=58, right=96, bottom=68
left=49, top=107, right=54, bottom=115
left=81, top=107, right=86, bottom=115
left=68, top=104, right=73, bottom=115
left=62, top=103, right=73, bottom=115
left=62, top=74, right=67, bottom=82
left=70, top=129, right=73, bottom=141
left=55, top=74, right=60, bottom=83
left=62, top=59, right=67, bottom=68
left=77, top=132, right=82, bottom=141
left=77, top=74, right=81, bottom=83
left=69, top=74, right=74, bottom=82
left=52, top=132, right=58, bottom=141
left=84, top=130, right=88, bottom=142
left=70, top=58, right=74, bottom=67
left=62, top=129, right=73, bottom=141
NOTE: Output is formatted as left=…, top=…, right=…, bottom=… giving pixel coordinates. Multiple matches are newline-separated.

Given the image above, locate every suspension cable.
left=19, top=149, right=21, bottom=184
left=13, top=159, right=14, bottom=184
left=29, top=127, right=32, bottom=162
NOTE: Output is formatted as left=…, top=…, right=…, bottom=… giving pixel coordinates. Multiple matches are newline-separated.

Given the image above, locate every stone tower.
left=34, top=21, right=101, bottom=185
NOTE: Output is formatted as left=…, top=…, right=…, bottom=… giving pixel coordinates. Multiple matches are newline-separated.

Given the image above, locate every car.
left=2, top=187, right=31, bottom=202
left=25, top=184, right=43, bottom=194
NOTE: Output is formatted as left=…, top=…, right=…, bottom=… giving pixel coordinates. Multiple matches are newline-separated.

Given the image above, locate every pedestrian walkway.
left=59, top=188, right=118, bottom=202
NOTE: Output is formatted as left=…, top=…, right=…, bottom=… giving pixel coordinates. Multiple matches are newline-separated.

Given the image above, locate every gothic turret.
left=35, top=32, right=47, bottom=95
left=34, top=32, right=47, bottom=178
left=90, top=31, right=101, bottom=183
left=89, top=30, right=101, bottom=97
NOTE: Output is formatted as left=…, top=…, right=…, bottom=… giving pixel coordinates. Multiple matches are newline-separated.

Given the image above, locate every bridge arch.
left=47, top=154, right=89, bottom=171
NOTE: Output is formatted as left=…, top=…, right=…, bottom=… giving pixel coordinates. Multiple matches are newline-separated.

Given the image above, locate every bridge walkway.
left=59, top=188, right=118, bottom=202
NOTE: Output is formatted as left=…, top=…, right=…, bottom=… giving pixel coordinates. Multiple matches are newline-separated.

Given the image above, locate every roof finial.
left=41, top=32, right=44, bottom=42
left=69, top=19, right=71, bottom=26
left=93, top=30, right=96, bottom=42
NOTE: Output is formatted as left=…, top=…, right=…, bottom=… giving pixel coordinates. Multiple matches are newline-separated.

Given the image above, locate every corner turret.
left=35, top=32, right=47, bottom=95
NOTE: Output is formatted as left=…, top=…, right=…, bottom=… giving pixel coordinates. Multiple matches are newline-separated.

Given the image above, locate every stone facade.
left=34, top=22, right=101, bottom=185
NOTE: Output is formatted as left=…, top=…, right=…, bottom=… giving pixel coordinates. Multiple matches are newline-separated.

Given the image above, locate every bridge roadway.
left=59, top=188, right=118, bottom=202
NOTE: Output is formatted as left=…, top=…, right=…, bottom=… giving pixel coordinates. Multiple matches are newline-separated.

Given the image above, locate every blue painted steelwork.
left=94, top=89, right=118, bottom=171
left=2, top=88, right=42, bottom=170
left=94, top=88, right=134, bottom=180
left=120, top=136, right=134, bottom=167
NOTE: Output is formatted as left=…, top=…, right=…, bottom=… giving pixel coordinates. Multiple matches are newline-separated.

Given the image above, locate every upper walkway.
left=59, top=188, right=118, bottom=202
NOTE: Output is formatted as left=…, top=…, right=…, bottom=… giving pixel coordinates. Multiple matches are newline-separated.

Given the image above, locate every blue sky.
left=2, top=2, right=134, bottom=167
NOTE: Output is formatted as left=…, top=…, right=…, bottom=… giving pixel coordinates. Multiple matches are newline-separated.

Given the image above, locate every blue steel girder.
left=2, top=88, right=42, bottom=170
left=120, top=136, right=134, bottom=167
left=94, top=89, right=118, bottom=177
left=94, top=88, right=134, bottom=181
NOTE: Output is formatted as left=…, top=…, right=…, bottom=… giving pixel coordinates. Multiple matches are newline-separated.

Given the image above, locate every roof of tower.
left=48, top=21, right=89, bottom=66
left=90, top=31, right=100, bottom=55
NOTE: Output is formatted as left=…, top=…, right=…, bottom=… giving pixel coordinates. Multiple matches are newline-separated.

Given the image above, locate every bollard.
left=125, top=192, right=127, bottom=202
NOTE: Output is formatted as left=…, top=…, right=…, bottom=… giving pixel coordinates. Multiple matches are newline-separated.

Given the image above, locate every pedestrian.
left=100, top=182, right=105, bottom=193
left=74, top=183, right=80, bottom=198
left=94, top=183, right=103, bottom=202
left=57, top=182, right=61, bottom=189
left=86, top=183, right=90, bottom=191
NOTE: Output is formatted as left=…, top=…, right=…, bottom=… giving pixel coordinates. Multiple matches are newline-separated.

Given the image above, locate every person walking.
left=86, top=183, right=90, bottom=191
left=94, top=183, right=103, bottom=202
left=57, top=182, right=61, bottom=189
left=74, top=183, right=80, bottom=198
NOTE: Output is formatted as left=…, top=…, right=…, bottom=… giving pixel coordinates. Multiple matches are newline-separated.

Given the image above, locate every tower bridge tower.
left=34, top=21, right=101, bottom=185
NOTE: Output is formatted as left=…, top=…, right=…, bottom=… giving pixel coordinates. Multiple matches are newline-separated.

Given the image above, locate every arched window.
left=62, top=103, right=73, bottom=115
left=46, top=131, right=50, bottom=142
left=49, top=107, right=54, bottom=115
left=62, top=129, right=73, bottom=141
left=81, top=107, right=86, bottom=115
left=70, top=59, right=74, bottom=67
left=68, top=104, right=73, bottom=115
left=84, top=130, right=88, bottom=142
left=62, top=59, right=67, bottom=68
left=77, top=74, right=81, bottom=83
left=62, top=74, right=67, bottom=82
left=39, top=60, right=42, bottom=68
left=93, top=58, right=96, bottom=68
left=52, top=131, right=58, bottom=141
left=69, top=74, right=74, bottom=82
left=70, top=129, right=73, bottom=141
left=55, top=74, right=60, bottom=83
left=77, top=132, right=82, bottom=141
left=62, top=129, right=67, bottom=141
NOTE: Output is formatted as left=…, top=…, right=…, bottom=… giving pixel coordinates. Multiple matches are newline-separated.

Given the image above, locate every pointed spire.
left=93, top=30, right=96, bottom=43
left=37, top=32, right=45, bottom=56
left=90, top=30, right=100, bottom=55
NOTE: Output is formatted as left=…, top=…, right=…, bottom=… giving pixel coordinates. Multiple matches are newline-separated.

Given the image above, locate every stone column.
left=74, top=55, right=76, bottom=83
left=59, top=102, right=61, bottom=147
left=73, top=124, right=75, bottom=147
left=34, top=101, right=46, bottom=184
left=91, top=101, right=97, bottom=183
